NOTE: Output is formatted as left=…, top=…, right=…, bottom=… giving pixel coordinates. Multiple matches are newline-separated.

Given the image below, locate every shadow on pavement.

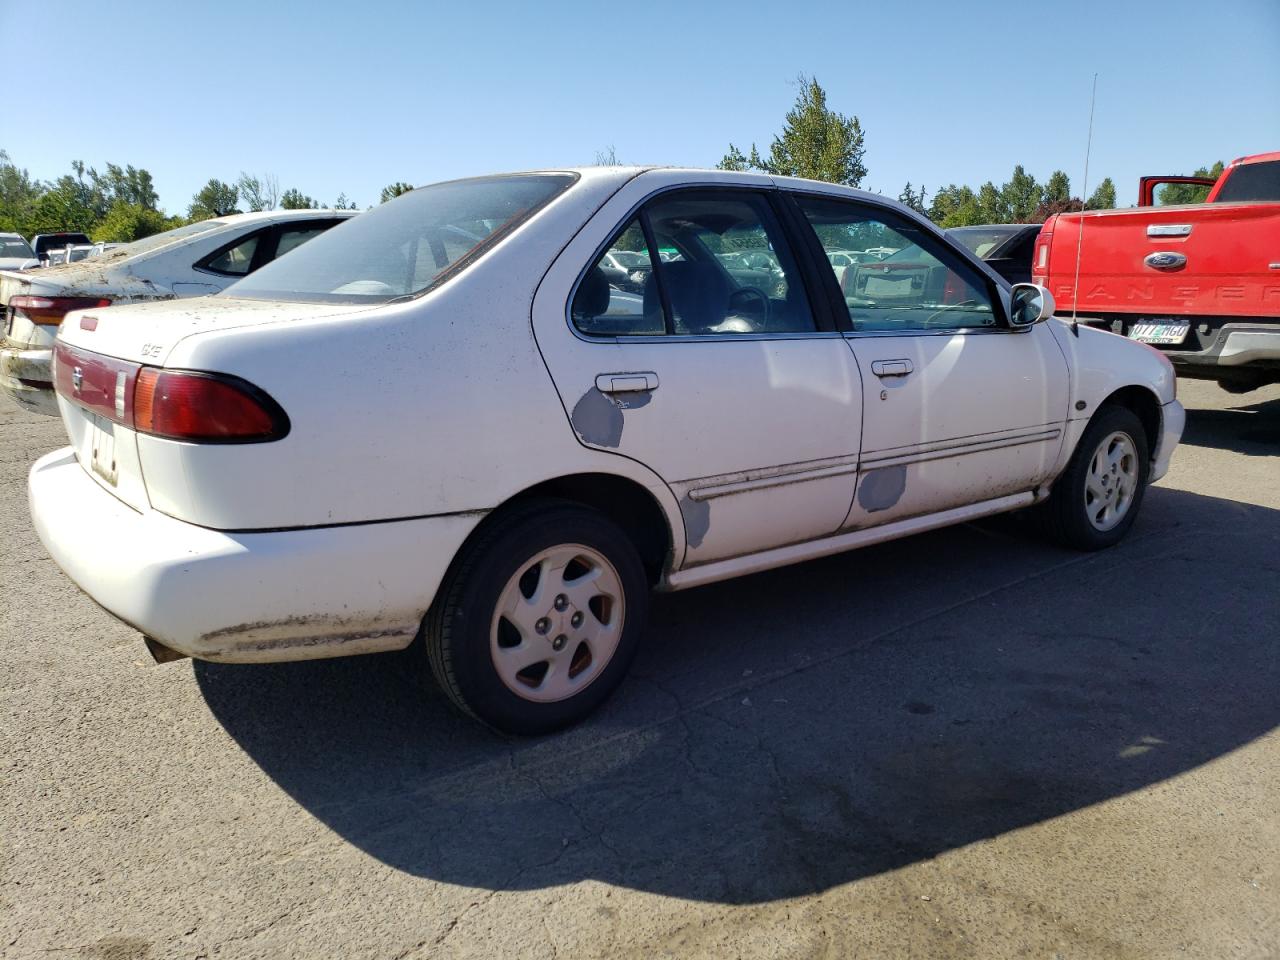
left=1180, top=393, right=1280, bottom=454
left=196, top=485, right=1278, bottom=904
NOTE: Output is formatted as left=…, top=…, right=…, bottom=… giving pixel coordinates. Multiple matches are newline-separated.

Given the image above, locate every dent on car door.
left=538, top=186, right=863, bottom=567
left=793, top=194, right=1070, bottom=527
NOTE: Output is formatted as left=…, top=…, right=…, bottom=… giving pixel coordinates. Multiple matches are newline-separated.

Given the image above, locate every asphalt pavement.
left=2, top=379, right=1277, bottom=959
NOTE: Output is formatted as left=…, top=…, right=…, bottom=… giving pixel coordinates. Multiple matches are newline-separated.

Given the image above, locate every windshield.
left=225, top=174, right=578, bottom=304
left=947, top=227, right=1017, bottom=258
left=0, top=237, right=34, bottom=259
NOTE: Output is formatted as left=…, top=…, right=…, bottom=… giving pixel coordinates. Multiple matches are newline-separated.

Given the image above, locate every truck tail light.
left=10, top=295, right=112, bottom=326
left=133, top=368, right=289, bottom=443
left=1036, top=242, right=1049, bottom=270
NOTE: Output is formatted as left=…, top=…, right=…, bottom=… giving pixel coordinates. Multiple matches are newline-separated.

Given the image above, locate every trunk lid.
left=55, top=294, right=363, bottom=366
left=1041, top=202, right=1280, bottom=319
left=54, top=296, right=373, bottom=512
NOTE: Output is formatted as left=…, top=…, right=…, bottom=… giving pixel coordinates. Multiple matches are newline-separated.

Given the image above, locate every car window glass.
left=796, top=196, right=997, bottom=332
left=204, top=234, right=260, bottom=275
left=1, top=237, right=34, bottom=258
left=642, top=191, right=815, bottom=336
left=274, top=226, right=328, bottom=259
left=226, top=175, right=575, bottom=304
left=1213, top=160, right=1280, bottom=203
left=571, top=218, right=664, bottom=337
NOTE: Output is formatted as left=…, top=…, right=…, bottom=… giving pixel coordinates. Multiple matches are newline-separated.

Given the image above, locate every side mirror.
left=1009, top=283, right=1055, bottom=329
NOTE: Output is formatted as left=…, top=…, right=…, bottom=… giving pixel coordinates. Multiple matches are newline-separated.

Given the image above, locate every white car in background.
left=1, top=209, right=355, bottom=414
left=0, top=233, right=38, bottom=271
left=29, top=168, right=1183, bottom=734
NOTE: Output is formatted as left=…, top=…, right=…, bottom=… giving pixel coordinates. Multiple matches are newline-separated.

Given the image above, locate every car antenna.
left=1069, top=73, right=1099, bottom=338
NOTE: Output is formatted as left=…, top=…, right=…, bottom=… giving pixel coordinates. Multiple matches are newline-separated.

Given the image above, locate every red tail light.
left=134, top=368, right=289, bottom=443
left=11, top=295, right=112, bottom=326
left=53, top=342, right=288, bottom=443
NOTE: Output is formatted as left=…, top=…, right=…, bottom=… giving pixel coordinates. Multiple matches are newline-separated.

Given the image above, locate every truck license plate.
left=1128, top=320, right=1190, bottom=345
left=89, top=414, right=119, bottom=486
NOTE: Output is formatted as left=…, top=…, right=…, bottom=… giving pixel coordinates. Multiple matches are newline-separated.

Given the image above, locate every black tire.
left=1038, top=404, right=1151, bottom=551
left=422, top=499, right=649, bottom=735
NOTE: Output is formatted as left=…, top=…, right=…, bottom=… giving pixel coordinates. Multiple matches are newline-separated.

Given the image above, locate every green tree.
left=93, top=163, right=158, bottom=211
left=188, top=179, right=239, bottom=220
left=717, top=143, right=764, bottom=172
left=975, top=181, right=1008, bottom=224
left=1086, top=177, right=1117, bottom=210
left=1044, top=170, right=1071, bottom=205
left=0, top=149, right=44, bottom=234
left=26, top=174, right=97, bottom=234
left=280, top=188, right=317, bottom=210
left=928, top=184, right=981, bottom=227
left=379, top=182, right=414, bottom=203
left=898, top=182, right=928, bottom=215
left=332, top=192, right=357, bottom=210
left=719, top=76, right=867, bottom=187
left=237, top=172, right=279, bottom=212
left=92, top=201, right=172, bottom=242
left=1153, top=162, right=1222, bottom=205
left=1001, top=164, right=1041, bottom=221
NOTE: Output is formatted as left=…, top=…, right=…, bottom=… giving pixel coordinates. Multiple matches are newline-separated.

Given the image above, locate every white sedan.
left=1, top=209, right=355, bottom=415
left=29, top=168, right=1184, bottom=734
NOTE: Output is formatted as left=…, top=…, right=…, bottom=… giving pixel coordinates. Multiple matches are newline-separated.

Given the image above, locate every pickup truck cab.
left=1033, top=151, right=1280, bottom=392
left=30, top=232, right=91, bottom=264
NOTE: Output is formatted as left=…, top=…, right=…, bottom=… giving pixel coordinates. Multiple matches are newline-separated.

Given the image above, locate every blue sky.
left=3, top=0, right=1277, bottom=213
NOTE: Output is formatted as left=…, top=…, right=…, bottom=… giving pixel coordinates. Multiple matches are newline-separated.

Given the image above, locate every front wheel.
left=422, top=501, right=649, bottom=735
left=1038, top=405, right=1150, bottom=551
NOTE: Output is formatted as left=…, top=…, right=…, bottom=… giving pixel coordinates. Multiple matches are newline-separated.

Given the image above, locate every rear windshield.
left=0, top=237, right=34, bottom=258
left=1213, top=160, right=1280, bottom=203
left=224, top=173, right=578, bottom=304
left=35, top=233, right=90, bottom=255
left=87, top=219, right=226, bottom=264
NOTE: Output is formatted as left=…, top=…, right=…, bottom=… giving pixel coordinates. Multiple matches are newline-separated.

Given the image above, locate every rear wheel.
left=423, top=501, right=649, bottom=735
left=1038, top=405, right=1150, bottom=551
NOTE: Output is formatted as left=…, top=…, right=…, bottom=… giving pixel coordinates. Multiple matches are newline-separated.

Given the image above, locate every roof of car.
left=206, top=208, right=360, bottom=225
left=947, top=224, right=1039, bottom=233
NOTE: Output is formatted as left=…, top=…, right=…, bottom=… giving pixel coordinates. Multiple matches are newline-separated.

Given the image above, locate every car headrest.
left=643, top=260, right=731, bottom=333
left=574, top=266, right=612, bottom=318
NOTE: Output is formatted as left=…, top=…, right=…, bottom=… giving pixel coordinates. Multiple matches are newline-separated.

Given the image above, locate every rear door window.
left=573, top=190, right=817, bottom=338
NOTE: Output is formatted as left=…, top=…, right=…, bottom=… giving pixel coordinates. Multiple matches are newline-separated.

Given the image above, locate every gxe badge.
left=1144, top=251, right=1187, bottom=271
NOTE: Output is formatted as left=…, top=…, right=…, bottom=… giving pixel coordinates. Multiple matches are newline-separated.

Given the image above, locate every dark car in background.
left=946, top=224, right=1040, bottom=285
left=30, top=232, right=92, bottom=264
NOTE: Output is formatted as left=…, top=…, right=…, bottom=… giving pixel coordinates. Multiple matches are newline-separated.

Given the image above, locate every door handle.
left=871, top=359, right=913, bottom=378
left=595, top=372, right=659, bottom=393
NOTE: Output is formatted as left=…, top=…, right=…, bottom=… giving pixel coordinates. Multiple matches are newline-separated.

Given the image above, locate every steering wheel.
left=728, top=286, right=770, bottom=323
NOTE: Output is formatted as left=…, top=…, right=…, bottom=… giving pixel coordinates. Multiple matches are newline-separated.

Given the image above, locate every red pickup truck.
left=1033, top=151, right=1280, bottom=392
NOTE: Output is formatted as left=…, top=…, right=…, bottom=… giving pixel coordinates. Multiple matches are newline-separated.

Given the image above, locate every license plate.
left=1128, top=320, right=1190, bottom=345
left=88, top=414, right=119, bottom=486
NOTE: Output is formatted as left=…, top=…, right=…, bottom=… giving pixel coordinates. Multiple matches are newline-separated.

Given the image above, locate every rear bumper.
left=1151, top=399, right=1184, bottom=484
left=29, top=448, right=483, bottom=663
left=0, top=344, right=57, bottom=416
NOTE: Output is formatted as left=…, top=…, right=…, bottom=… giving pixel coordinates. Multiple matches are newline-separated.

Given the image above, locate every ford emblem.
left=1144, top=251, right=1187, bottom=271
left=71, top=366, right=83, bottom=394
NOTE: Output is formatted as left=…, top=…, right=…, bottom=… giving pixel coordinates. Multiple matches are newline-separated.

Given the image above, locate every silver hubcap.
left=1085, top=430, right=1139, bottom=531
left=490, top=544, right=624, bottom=703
